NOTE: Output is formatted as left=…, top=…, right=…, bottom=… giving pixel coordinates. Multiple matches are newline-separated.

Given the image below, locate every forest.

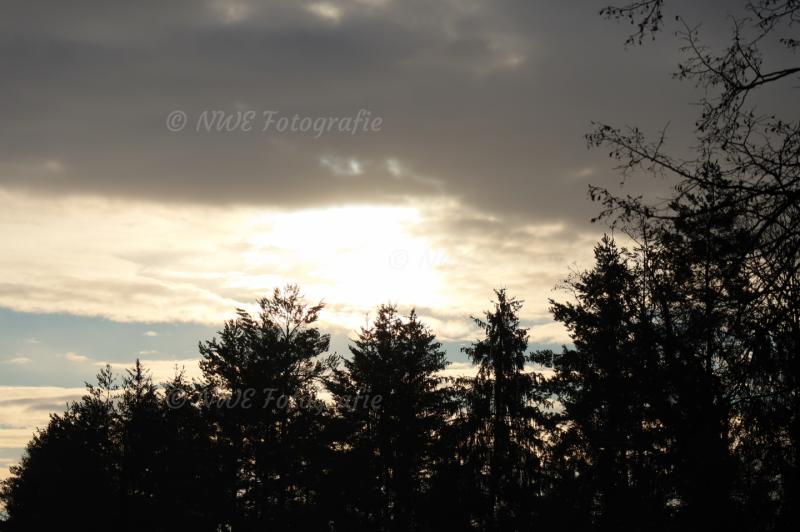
left=1, top=0, right=799, bottom=530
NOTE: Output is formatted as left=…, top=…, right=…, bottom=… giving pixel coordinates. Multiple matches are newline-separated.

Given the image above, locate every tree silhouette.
left=459, top=289, right=549, bottom=532
left=325, top=305, right=451, bottom=532
left=588, top=1, right=800, bottom=529
left=537, top=236, right=676, bottom=531
left=118, top=359, right=163, bottom=530
left=0, top=274, right=797, bottom=530
left=0, top=366, right=120, bottom=531
left=158, top=370, right=229, bottom=531
left=198, top=284, right=335, bottom=530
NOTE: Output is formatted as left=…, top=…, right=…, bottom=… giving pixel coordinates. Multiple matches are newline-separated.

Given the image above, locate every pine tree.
left=325, top=305, right=451, bottom=532
left=0, top=365, right=121, bottom=531
left=159, top=369, right=231, bottom=530
left=541, top=236, right=670, bottom=531
left=118, top=359, right=162, bottom=530
left=460, top=289, right=549, bottom=532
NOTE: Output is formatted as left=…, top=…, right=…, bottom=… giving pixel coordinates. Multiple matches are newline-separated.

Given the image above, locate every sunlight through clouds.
left=0, top=189, right=598, bottom=342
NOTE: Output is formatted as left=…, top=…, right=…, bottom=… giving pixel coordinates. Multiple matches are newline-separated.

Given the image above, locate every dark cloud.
left=0, top=0, right=773, bottom=225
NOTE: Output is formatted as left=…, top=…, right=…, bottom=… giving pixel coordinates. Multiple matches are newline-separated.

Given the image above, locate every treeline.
left=1, top=224, right=798, bottom=532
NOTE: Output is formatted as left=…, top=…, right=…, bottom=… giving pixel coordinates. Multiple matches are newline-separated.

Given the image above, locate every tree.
left=117, top=360, right=228, bottom=531
left=118, top=359, right=162, bottom=530
left=540, top=236, right=674, bottom=531
left=198, top=284, right=335, bottom=530
left=159, top=369, right=231, bottom=530
left=588, top=2, right=799, bottom=529
left=0, top=366, right=121, bottom=531
left=325, top=305, right=451, bottom=532
left=460, top=289, right=549, bottom=532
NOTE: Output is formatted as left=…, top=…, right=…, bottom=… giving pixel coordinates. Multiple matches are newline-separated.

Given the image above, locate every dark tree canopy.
left=325, top=305, right=451, bottom=532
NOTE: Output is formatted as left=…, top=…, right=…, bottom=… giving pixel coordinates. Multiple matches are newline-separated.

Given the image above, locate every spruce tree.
left=461, top=289, right=549, bottom=532
left=326, top=305, right=450, bottom=532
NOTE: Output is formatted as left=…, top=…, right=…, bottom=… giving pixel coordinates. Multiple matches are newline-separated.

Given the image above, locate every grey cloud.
left=0, top=0, right=762, bottom=226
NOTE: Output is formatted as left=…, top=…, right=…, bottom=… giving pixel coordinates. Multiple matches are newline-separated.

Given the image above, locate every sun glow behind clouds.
left=0, top=190, right=450, bottom=333
left=0, top=189, right=596, bottom=343
left=238, top=205, right=449, bottom=328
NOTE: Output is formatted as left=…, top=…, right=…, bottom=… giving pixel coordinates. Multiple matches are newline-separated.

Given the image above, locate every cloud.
left=437, top=361, right=550, bottom=381
left=64, top=352, right=90, bottom=363
left=320, top=156, right=363, bottom=177
left=306, top=2, right=343, bottom=23
left=0, top=0, right=702, bottom=225
left=0, top=189, right=601, bottom=342
left=100, top=358, right=203, bottom=384
left=0, top=385, right=86, bottom=487
left=439, top=361, right=478, bottom=380
left=0, top=455, right=17, bottom=482
left=2, top=356, right=31, bottom=365
left=528, top=321, right=571, bottom=345
left=0, top=386, right=86, bottom=448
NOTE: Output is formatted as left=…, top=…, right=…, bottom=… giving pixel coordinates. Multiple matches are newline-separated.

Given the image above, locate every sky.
left=1, top=0, right=787, bottom=483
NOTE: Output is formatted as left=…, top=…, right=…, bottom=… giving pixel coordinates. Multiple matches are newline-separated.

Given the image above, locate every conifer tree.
left=540, top=237, right=670, bottom=531
left=326, top=305, right=451, bottom=532
left=460, top=290, right=549, bottom=532
left=0, top=366, right=121, bottom=531
left=198, top=285, right=335, bottom=530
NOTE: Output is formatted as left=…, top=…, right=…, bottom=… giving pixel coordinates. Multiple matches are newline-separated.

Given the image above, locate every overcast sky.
left=2, top=0, right=795, bottom=481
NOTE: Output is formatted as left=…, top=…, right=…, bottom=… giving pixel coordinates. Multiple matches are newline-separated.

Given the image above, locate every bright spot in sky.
left=241, top=205, right=448, bottom=329
left=0, top=189, right=591, bottom=343
left=306, top=2, right=343, bottom=23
